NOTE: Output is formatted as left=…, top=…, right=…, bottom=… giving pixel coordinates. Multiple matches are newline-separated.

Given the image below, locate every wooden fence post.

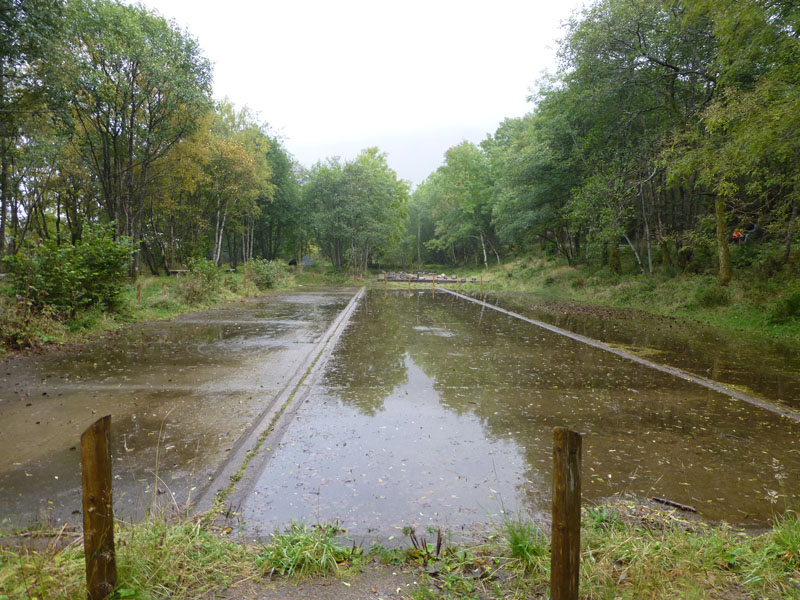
left=136, top=283, right=142, bottom=304
left=161, top=282, right=167, bottom=297
left=81, top=415, right=117, bottom=600
left=551, top=427, right=582, bottom=600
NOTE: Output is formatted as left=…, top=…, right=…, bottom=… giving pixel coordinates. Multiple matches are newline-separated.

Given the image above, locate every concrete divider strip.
left=441, top=288, right=800, bottom=423
left=194, top=287, right=366, bottom=514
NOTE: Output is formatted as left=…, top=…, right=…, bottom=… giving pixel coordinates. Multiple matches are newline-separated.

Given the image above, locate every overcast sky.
left=138, top=0, right=586, bottom=185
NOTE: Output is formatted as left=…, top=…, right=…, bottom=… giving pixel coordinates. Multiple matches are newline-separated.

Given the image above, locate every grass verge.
left=402, top=249, right=800, bottom=345
left=0, top=270, right=296, bottom=357
left=2, top=501, right=798, bottom=599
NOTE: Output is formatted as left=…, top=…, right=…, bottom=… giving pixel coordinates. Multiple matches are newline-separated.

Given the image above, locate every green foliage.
left=242, top=259, right=285, bottom=290
left=692, top=282, right=730, bottom=308
left=3, top=224, right=133, bottom=317
left=64, top=0, right=212, bottom=271
left=0, top=296, right=64, bottom=350
left=2, top=506, right=800, bottom=599
left=256, top=523, right=353, bottom=578
left=417, top=141, right=500, bottom=267
left=584, top=505, right=623, bottom=531
left=175, top=258, right=221, bottom=305
left=503, top=517, right=548, bottom=572
left=769, top=511, right=800, bottom=567
left=304, top=148, right=409, bottom=275
left=770, top=289, right=800, bottom=324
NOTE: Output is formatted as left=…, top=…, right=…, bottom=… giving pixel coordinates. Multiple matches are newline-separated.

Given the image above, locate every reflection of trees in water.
left=330, top=289, right=673, bottom=434
left=323, top=292, right=412, bottom=415
left=325, top=290, right=800, bottom=525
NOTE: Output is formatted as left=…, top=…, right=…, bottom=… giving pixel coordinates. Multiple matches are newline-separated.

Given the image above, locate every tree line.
left=407, top=0, right=798, bottom=285
left=3, top=0, right=798, bottom=287
left=1, top=0, right=409, bottom=280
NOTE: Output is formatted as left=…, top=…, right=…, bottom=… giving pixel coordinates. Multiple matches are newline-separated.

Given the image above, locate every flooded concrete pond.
left=469, top=290, right=800, bottom=410
left=240, top=289, right=800, bottom=537
left=0, top=289, right=355, bottom=529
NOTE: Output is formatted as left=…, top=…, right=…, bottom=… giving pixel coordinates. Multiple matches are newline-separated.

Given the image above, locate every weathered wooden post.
left=136, top=283, right=142, bottom=304
left=384, top=273, right=388, bottom=291
left=408, top=274, right=411, bottom=290
left=551, top=427, right=582, bottom=600
left=81, top=415, right=117, bottom=600
left=312, top=272, right=315, bottom=284
left=161, top=282, right=167, bottom=297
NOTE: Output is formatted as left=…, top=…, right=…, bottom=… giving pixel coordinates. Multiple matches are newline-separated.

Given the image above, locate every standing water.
left=239, top=290, right=800, bottom=537
left=0, top=289, right=355, bottom=529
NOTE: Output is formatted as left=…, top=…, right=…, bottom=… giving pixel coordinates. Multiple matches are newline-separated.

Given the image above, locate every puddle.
left=468, top=291, right=800, bottom=409
left=240, top=290, right=800, bottom=537
left=0, top=289, right=355, bottom=529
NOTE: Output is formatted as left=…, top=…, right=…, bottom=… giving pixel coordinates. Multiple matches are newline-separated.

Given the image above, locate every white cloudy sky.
left=138, top=0, right=586, bottom=185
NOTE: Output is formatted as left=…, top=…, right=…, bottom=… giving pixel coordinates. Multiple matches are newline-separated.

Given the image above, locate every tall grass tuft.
left=503, top=517, right=548, bottom=573
left=257, top=522, right=353, bottom=579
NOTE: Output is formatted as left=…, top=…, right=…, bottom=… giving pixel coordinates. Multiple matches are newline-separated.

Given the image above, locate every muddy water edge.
left=0, top=288, right=356, bottom=530
left=238, top=289, right=799, bottom=539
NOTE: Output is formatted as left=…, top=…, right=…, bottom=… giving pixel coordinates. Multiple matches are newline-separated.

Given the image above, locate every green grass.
left=419, top=248, right=800, bottom=344
left=0, top=270, right=297, bottom=355
left=256, top=522, right=358, bottom=579
left=503, top=518, right=548, bottom=574
left=0, top=514, right=256, bottom=600
left=2, top=504, right=799, bottom=599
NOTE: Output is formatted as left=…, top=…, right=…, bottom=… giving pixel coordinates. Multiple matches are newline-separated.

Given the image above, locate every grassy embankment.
left=387, top=243, right=800, bottom=344
left=1, top=501, right=798, bottom=599
left=5, top=241, right=797, bottom=355
left=0, top=265, right=371, bottom=356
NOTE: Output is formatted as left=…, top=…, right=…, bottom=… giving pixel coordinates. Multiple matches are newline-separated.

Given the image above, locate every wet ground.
left=0, top=289, right=355, bottom=530
left=239, top=290, right=800, bottom=537
left=467, top=290, right=800, bottom=409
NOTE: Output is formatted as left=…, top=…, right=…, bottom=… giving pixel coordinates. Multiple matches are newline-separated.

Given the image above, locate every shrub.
left=176, top=259, right=221, bottom=305
left=769, top=289, right=800, bottom=324
left=242, top=259, right=285, bottom=290
left=2, top=224, right=133, bottom=317
left=0, top=296, right=63, bottom=349
left=678, top=243, right=715, bottom=274
left=692, top=283, right=730, bottom=308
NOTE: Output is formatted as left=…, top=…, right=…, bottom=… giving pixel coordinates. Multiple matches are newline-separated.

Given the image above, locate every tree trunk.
left=641, top=192, right=652, bottom=275
left=213, top=200, right=228, bottom=266
left=623, top=234, right=645, bottom=275
left=714, top=195, right=731, bottom=286
left=479, top=231, right=488, bottom=269
left=0, top=60, right=7, bottom=258
left=417, top=216, right=421, bottom=265
left=609, top=244, right=621, bottom=275
left=783, top=199, right=797, bottom=264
